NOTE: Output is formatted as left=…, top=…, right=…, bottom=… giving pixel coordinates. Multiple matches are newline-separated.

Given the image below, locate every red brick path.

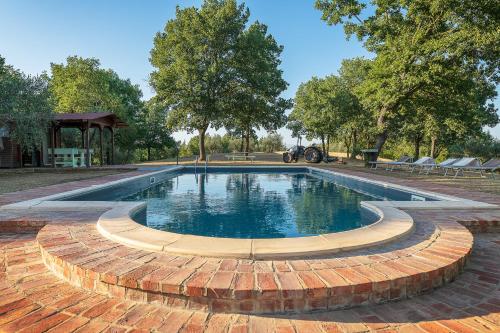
left=1, top=166, right=499, bottom=331
left=1, top=232, right=499, bottom=332
left=35, top=210, right=473, bottom=314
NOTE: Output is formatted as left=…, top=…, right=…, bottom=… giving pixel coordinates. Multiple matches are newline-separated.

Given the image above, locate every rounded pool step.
left=36, top=210, right=472, bottom=314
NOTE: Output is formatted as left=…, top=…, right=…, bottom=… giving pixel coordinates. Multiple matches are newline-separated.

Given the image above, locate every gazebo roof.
left=53, top=112, right=128, bottom=128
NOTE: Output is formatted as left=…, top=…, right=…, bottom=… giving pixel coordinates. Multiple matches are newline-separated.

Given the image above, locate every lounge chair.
left=421, top=157, right=458, bottom=175
left=442, top=157, right=481, bottom=178
left=369, top=155, right=413, bottom=171
left=406, top=157, right=436, bottom=174
left=469, top=158, right=500, bottom=179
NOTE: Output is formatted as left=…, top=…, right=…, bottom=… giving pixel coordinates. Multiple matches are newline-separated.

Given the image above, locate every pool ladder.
left=194, top=155, right=209, bottom=175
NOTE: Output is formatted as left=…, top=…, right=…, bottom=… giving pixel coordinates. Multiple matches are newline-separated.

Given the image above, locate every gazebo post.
left=50, top=125, right=55, bottom=168
left=80, top=127, right=85, bottom=149
left=56, top=127, right=61, bottom=148
left=110, top=127, right=115, bottom=165
left=99, top=126, right=104, bottom=166
left=85, top=121, right=90, bottom=168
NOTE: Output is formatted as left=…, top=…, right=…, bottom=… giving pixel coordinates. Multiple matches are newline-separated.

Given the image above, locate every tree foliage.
left=258, top=133, right=286, bottom=153
left=315, top=0, right=499, bottom=157
left=227, top=22, right=291, bottom=154
left=50, top=56, right=143, bottom=120
left=135, top=100, right=176, bottom=161
left=290, top=69, right=367, bottom=157
left=49, top=56, right=145, bottom=160
left=150, top=0, right=290, bottom=160
left=0, top=56, right=52, bottom=153
left=150, top=0, right=249, bottom=160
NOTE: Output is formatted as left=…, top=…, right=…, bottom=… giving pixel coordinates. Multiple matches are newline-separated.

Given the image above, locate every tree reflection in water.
left=288, top=174, right=377, bottom=235
left=125, top=172, right=378, bottom=238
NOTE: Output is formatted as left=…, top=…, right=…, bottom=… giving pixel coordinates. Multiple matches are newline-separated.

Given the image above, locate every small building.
left=0, top=112, right=127, bottom=168
left=0, top=125, right=23, bottom=168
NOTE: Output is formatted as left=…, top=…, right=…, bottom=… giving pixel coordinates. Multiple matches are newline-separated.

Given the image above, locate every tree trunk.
left=351, top=129, right=358, bottom=159
left=414, top=135, right=421, bottom=160
left=326, top=135, right=330, bottom=158
left=321, top=135, right=326, bottom=156
left=244, top=127, right=250, bottom=156
left=430, top=136, right=437, bottom=159
left=374, top=131, right=387, bottom=158
left=374, top=112, right=388, bottom=159
left=147, top=147, right=151, bottom=161
left=198, top=127, right=207, bottom=161
left=240, top=133, right=244, bottom=152
left=344, top=131, right=351, bottom=159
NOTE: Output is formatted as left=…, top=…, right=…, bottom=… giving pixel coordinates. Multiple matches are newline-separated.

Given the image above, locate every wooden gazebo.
left=50, top=112, right=128, bottom=167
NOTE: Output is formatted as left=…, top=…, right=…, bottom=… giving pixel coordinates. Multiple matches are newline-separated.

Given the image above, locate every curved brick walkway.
left=35, top=210, right=473, bottom=314
left=1, top=166, right=500, bottom=331
left=1, top=232, right=499, bottom=332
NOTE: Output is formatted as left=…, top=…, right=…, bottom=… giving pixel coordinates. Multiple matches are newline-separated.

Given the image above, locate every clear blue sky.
left=1, top=0, right=498, bottom=144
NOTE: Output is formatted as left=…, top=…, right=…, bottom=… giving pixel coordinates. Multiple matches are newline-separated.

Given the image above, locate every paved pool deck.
left=0, top=165, right=499, bottom=332
left=1, top=231, right=498, bottom=332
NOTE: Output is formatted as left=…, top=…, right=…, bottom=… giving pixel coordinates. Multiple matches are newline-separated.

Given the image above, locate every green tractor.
left=283, top=145, right=323, bottom=163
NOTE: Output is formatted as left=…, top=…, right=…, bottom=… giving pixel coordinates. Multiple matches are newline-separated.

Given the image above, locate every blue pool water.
left=61, top=167, right=437, bottom=239
left=125, top=171, right=382, bottom=238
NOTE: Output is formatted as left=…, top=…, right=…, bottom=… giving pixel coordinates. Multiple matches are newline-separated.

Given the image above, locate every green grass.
left=0, top=169, right=129, bottom=194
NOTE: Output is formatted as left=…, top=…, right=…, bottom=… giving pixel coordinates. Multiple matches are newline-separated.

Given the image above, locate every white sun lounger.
left=369, top=155, right=413, bottom=171
left=443, top=157, right=481, bottom=178
left=421, top=158, right=458, bottom=175
left=468, top=158, right=500, bottom=179
left=406, top=157, right=436, bottom=174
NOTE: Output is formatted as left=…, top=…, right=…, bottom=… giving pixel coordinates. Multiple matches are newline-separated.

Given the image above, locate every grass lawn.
left=0, top=169, right=130, bottom=194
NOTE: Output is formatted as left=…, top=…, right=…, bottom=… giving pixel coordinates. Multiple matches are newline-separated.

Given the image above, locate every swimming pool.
left=62, top=167, right=438, bottom=239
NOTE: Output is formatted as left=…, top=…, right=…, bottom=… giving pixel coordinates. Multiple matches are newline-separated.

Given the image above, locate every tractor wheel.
left=304, top=147, right=323, bottom=163
left=282, top=152, right=294, bottom=163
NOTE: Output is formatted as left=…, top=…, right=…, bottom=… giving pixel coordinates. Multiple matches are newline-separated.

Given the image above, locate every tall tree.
left=409, top=69, right=497, bottom=158
left=228, top=22, right=291, bottom=154
left=316, top=0, right=499, bottom=157
left=0, top=56, right=52, bottom=154
left=150, top=0, right=249, bottom=161
left=286, top=118, right=306, bottom=147
left=135, top=100, right=176, bottom=161
left=50, top=56, right=142, bottom=120
left=49, top=56, right=144, bottom=160
left=291, top=75, right=356, bottom=156
left=258, top=133, right=286, bottom=153
left=338, top=57, right=372, bottom=158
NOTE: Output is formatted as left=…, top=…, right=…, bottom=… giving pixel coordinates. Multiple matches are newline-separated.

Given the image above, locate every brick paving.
left=0, top=166, right=499, bottom=331
left=0, top=232, right=498, bottom=332
left=34, top=210, right=473, bottom=314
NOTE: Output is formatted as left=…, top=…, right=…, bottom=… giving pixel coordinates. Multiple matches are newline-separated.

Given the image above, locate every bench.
left=225, top=153, right=256, bottom=162
left=48, top=148, right=94, bottom=167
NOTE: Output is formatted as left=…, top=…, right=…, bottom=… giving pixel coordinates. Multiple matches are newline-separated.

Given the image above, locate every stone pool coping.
left=96, top=201, right=415, bottom=259
left=0, top=166, right=496, bottom=259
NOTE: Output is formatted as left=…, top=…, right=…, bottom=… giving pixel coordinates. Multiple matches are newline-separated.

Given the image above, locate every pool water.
left=125, top=172, right=381, bottom=238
